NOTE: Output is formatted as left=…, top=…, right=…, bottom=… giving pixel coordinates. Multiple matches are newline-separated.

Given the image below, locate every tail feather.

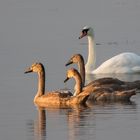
left=116, top=89, right=136, bottom=101
left=132, top=66, right=140, bottom=73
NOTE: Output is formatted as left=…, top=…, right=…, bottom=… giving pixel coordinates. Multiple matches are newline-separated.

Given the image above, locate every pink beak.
left=79, top=31, right=87, bottom=39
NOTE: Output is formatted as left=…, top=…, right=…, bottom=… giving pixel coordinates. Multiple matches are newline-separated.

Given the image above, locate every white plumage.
left=79, top=26, right=140, bottom=74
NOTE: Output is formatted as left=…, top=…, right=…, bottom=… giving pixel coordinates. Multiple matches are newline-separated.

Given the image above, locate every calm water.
left=0, top=0, right=140, bottom=140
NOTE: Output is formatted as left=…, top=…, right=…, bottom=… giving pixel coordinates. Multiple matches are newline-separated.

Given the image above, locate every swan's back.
left=88, top=88, right=136, bottom=102
left=34, top=92, right=72, bottom=107
left=86, top=77, right=124, bottom=87
left=93, top=52, right=140, bottom=74
left=35, top=91, right=90, bottom=107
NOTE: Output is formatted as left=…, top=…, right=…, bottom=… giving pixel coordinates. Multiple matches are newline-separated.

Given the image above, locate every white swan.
left=79, top=26, right=140, bottom=74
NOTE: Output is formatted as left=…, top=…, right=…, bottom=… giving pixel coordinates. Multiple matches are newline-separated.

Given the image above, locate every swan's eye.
left=82, top=29, right=89, bottom=34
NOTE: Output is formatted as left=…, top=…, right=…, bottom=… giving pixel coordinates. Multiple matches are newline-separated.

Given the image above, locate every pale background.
left=0, top=0, right=140, bottom=140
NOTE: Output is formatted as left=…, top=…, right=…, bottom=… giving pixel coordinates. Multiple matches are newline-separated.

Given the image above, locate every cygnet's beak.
left=65, top=60, right=73, bottom=66
left=24, top=68, right=33, bottom=74
left=64, top=77, right=69, bottom=83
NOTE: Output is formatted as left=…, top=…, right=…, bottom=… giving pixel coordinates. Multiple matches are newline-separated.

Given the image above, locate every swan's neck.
left=35, top=69, right=45, bottom=100
left=78, top=58, right=85, bottom=87
left=73, top=73, right=83, bottom=96
left=85, top=36, right=96, bottom=73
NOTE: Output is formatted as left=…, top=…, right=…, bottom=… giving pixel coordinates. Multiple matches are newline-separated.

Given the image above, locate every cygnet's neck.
left=85, top=35, right=96, bottom=73
left=73, top=72, right=83, bottom=96
left=35, top=69, right=45, bottom=101
left=78, top=57, right=85, bottom=87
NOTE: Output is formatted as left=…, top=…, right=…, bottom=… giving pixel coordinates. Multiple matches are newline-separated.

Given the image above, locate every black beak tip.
left=24, top=70, right=32, bottom=74
left=64, top=77, right=69, bottom=83
left=24, top=71, right=30, bottom=74
left=65, top=61, right=73, bottom=67
left=65, top=63, right=69, bottom=66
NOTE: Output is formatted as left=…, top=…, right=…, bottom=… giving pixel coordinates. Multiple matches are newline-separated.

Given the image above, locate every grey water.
left=0, top=0, right=140, bottom=140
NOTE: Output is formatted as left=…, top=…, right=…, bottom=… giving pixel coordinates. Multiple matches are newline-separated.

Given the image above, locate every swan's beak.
left=65, top=60, right=73, bottom=66
left=64, top=77, right=69, bottom=83
left=24, top=68, right=33, bottom=74
left=79, top=31, right=87, bottom=39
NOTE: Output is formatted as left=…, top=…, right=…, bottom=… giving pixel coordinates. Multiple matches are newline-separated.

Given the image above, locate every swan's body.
left=66, top=54, right=140, bottom=91
left=65, top=54, right=138, bottom=101
left=87, top=88, right=136, bottom=102
left=24, top=63, right=90, bottom=107
left=93, top=52, right=140, bottom=74
left=79, top=26, right=140, bottom=74
left=64, top=67, right=136, bottom=101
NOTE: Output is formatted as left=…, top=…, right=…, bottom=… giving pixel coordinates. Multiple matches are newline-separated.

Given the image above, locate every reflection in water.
left=35, top=107, right=46, bottom=140
left=67, top=106, right=96, bottom=140
left=26, top=101, right=137, bottom=140
left=67, top=101, right=137, bottom=140
left=26, top=107, right=46, bottom=140
left=86, top=73, right=140, bottom=84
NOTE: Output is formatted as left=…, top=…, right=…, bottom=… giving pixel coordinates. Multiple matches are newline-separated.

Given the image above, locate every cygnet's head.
left=65, top=54, right=84, bottom=66
left=64, top=68, right=80, bottom=83
left=24, top=62, right=44, bottom=73
left=79, top=26, right=94, bottom=39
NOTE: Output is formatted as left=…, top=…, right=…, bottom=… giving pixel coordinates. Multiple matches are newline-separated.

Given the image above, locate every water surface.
left=0, top=0, right=140, bottom=140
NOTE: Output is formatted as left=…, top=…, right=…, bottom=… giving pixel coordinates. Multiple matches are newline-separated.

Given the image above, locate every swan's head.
left=79, top=26, right=94, bottom=39
left=65, top=54, right=84, bottom=66
left=64, top=68, right=79, bottom=83
left=24, top=62, right=44, bottom=73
